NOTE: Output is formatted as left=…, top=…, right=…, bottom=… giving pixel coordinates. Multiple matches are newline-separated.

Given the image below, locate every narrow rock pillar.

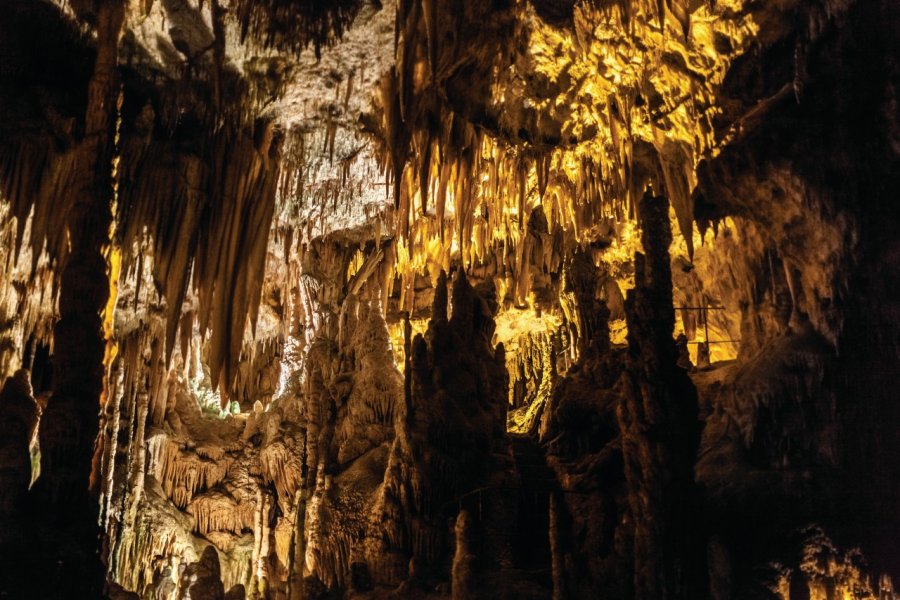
left=31, top=1, right=125, bottom=594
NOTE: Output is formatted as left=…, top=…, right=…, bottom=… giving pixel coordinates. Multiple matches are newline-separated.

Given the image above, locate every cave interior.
left=0, top=0, right=899, bottom=598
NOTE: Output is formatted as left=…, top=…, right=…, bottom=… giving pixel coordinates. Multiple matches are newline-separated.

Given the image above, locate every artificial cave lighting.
left=0, top=0, right=899, bottom=599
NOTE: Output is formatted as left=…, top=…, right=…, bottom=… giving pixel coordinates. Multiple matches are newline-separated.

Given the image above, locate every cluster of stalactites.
left=231, top=333, right=284, bottom=409
left=277, top=125, right=389, bottom=242
left=132, top=0, right=359, bottom=57
left=1, top=0, right=317, bottom=404
left=506, top=327, right=564, bottom=434
left=148, top=435, right=231, bottom=509
left=380, top=119, right=700, bottom=293
left=0, top=119, right=284, bottom=407
left=232, top=0, right=362, bottom=58
left=0, top=139, right=87, bottom=315
left=116, top=123, right=280, bottom=400
left=0, top=206, right=57, bottom=382
left=373, top=0, right=764, bottom=299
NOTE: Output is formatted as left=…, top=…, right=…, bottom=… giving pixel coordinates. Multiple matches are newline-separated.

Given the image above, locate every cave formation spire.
left=29, top=0, right=125, bottom=595
left=618, top=189, right=703, bottom=599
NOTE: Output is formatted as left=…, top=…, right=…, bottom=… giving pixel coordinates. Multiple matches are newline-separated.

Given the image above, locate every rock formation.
left=0, top=0, right=898, bottom=598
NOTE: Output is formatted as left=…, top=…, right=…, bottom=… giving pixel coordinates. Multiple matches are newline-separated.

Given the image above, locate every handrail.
left=673, top=305, right=741, bottom=348
left=442, top=482, right=597, bottom=513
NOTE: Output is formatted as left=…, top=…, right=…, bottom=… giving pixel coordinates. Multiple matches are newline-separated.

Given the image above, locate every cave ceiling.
left=0, top=0, right=877, bottom=437
left=0, top=0, right=865, bottom=412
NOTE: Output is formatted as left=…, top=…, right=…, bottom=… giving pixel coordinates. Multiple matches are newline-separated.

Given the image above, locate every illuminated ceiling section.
left=379, top=0, right=760, bottom=301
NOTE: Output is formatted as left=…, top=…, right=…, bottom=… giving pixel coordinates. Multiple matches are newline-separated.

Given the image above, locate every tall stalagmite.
left=365, top=270, right=511, bottom=591
left=26, top=1, right=125, bottom=597
left=617, top=191, right=701, bottom=598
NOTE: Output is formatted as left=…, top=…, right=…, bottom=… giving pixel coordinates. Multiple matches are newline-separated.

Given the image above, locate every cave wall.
left=691, top=0, right=900, bottom=588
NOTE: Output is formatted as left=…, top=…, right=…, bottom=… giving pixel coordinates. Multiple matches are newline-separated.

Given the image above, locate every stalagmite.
left=451, top=511, right=476, bottom=600
left=27, top=2, right=125, bottom=595
left=617, top=191, right=701, bottom=598
left=362, top=269, right=510, bottom=592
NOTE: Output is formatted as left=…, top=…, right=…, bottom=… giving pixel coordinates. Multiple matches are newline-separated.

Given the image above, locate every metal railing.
left=675, top=305, right=740, bottom=348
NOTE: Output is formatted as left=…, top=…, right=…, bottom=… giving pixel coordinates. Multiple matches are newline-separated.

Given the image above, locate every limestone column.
left=31, top=1, right=125, bottom=595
